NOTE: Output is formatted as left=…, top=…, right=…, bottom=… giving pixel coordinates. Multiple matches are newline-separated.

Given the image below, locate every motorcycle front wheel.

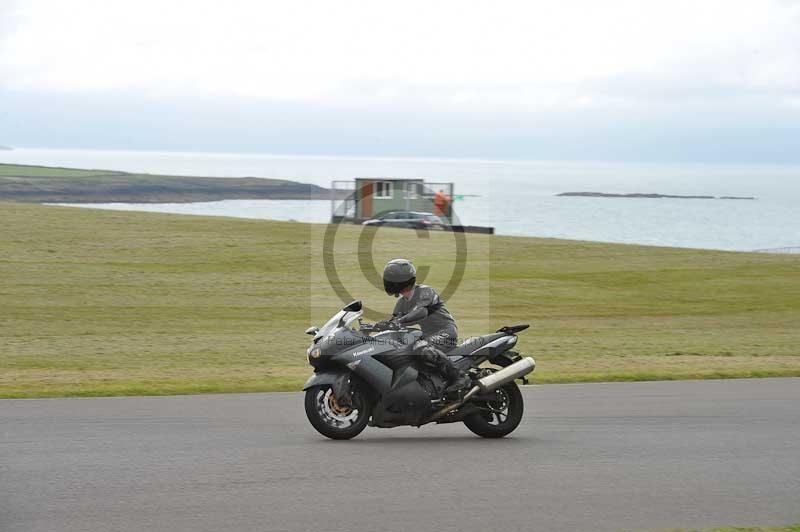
left=304, top=385, right=370, bottom=440
left=463, top=380, right=524, bottom=438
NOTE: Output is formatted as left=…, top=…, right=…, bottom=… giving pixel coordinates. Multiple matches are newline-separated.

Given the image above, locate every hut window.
left=375, top=181, right=393, bottom=198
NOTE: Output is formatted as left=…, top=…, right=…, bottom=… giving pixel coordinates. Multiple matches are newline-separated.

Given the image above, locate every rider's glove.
left=375, top=319, right=399, bottom=331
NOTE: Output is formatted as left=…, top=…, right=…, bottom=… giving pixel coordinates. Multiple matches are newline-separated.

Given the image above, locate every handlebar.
left=360, top=320, right=402, bottom=333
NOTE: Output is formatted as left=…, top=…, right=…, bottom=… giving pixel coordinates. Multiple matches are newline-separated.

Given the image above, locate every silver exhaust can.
left=477, top=357, right=536, bottom=392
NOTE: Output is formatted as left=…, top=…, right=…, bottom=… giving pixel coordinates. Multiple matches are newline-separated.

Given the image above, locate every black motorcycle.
left=303, top=300, right=535, bottom=439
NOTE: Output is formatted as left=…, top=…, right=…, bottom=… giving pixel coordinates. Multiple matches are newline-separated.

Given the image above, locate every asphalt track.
left=2, top=378, right=799, bottom=532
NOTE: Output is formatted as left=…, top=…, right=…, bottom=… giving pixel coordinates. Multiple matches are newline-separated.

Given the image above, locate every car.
left=362, top=211, right=447, bottom=230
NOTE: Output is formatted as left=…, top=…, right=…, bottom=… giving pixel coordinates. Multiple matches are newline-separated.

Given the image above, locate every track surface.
left=2, top=379, right=799, bottom=532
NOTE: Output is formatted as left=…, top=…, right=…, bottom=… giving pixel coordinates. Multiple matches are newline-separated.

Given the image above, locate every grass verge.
left=1, top=202, right=798, bottom=398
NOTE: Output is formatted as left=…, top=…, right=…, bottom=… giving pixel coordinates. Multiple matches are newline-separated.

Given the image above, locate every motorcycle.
left=303, top=300, right=535, bottom=439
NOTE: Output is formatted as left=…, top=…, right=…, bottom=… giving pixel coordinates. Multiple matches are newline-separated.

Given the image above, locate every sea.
left=3, top=147, right=800, bottom=252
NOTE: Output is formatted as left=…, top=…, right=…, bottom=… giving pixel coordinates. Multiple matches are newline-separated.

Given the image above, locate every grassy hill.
left=1, top=202, right=798, bottom=398
left=0, top=162, right=330, bottom=202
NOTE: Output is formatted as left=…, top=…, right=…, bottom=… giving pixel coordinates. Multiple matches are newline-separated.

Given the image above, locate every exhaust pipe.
left=426, top=357, right=535, bottom=423
left=476, top=357, right=536, bottom=393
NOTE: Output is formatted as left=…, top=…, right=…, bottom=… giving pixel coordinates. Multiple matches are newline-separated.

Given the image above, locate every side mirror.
left=305, top=326, right=319, bottom=336
left=342, top=300, right=362, bottom=312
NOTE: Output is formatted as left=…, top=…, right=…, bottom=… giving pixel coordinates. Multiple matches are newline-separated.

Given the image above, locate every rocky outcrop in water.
left=558, top=192, right=755, bottom=200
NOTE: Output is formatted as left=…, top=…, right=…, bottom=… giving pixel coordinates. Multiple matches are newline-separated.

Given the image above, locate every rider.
left=376, top=258, right=471, bottom=394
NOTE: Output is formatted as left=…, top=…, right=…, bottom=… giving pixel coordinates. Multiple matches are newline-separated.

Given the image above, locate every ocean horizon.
left=4, top=147, right=800, bottom=252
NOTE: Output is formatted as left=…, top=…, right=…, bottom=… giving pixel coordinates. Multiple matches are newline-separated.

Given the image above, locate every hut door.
left=361, top=182, right=373, bottom=218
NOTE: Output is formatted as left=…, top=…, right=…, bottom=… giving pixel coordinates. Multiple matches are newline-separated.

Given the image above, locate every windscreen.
left=315, top=310, right=347, bottom=340
left=314, top=309, right=362, bottom=340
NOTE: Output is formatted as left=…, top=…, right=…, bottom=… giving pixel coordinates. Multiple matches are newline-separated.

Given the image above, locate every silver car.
left=362, top=211, right=447, bottom=230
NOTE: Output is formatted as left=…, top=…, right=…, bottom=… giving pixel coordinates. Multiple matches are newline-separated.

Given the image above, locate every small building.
left=331, top=178, right=454, bottom=223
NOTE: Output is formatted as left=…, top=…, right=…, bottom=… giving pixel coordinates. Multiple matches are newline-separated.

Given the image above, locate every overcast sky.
left=1, top=0, right=799, bottom=161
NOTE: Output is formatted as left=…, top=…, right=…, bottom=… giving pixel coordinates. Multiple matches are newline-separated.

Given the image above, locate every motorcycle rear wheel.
left=304, top=385, right=370, bottom=440
left=463, top=381, right=524, bottom=438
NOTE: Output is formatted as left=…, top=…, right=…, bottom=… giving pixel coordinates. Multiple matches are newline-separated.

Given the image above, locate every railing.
left=330, top=180, right=356, bottom=222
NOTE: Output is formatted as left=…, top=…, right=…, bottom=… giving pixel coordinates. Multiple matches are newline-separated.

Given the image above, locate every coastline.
left=3, top=158, right=798, bottom=253
left=0, top=162, right=334, bottom=202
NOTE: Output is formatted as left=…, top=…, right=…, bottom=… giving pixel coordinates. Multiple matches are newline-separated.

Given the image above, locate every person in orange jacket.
left=433, top=189, right=449, bottom=217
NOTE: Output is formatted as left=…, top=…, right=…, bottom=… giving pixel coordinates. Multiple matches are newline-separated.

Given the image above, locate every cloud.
left=2, top=0, right=798, bottom=108
left=3, top=86, right=799, bottom=163
left=0, top=0, right=22, bottom=49
left=1, top=0, right=799, bottom=161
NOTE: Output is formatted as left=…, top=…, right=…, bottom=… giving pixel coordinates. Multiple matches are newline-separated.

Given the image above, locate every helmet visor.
left=384, top=277, right=415, bottom=295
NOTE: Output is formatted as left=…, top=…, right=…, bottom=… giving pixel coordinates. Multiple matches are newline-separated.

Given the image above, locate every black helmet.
left=383, top=259, right=416, bottom=296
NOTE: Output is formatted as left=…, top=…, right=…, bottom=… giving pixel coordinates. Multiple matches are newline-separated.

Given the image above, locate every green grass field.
left=1, top=202, right=798, bottom=398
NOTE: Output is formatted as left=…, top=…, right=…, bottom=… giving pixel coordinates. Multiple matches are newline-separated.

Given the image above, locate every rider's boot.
left=443, top=365, right=472, bottom=395
left=420, top=345, right=472, bottom=395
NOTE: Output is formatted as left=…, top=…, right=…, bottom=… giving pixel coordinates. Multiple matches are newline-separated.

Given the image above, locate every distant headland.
left=557, top=192, right=756, bottom=200
left=0, top=145, right=11, bottom=150
left=0, top=162, right=334, bottom=202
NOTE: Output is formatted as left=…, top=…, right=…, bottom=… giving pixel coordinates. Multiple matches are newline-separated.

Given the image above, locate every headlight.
left=307, top=347, right=322, bottom=359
